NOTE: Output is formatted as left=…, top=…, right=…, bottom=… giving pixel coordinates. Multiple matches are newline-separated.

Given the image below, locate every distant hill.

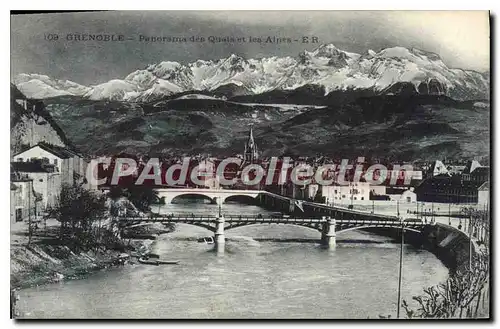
left=37, top=91, right=489, bottom=160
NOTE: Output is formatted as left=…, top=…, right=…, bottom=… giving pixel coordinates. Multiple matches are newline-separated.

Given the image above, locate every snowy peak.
left=84, top=79, right=139, bottom=101
left=14, top=73, right=91, bottom=99
left=13, top=44, right=489, bottom=101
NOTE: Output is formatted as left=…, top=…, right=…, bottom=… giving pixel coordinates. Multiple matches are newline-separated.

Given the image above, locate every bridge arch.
left=223, top=194, right=258, bottom=205
left=170, top=193, right=216, bottom=204
left=224, top=222, right=323, bottom=233
left=165, top=221, right=216, bottom=233
left=337, top=225, right=422, bottom=234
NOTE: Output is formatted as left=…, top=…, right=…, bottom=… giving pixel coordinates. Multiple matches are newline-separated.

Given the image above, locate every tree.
left=402, top=252, right=489, bottom=319
left=49, top=184, right=107, bottom=251
left=108, top=185, right=159, bottom=213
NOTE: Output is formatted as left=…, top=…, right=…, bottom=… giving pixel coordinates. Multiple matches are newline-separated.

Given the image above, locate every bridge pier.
left=321, top=216, right=336, bottom=249
left=214, top=215, right=225, bottom=254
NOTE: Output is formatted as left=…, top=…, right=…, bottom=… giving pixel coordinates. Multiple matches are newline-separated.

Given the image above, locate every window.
left=54, top=158, right=58, bottom=166
left=361, top=197, right=364, bottom=200
left=17, top=158, right=23, bottom=162
left=16, top=209, right=22, bottom=222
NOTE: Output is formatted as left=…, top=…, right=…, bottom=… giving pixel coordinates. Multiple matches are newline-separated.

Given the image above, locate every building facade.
left=11, top=162, right=62, bottom=210
left=12, top=143, right=86, bottom=186
left=10, top=178, right=39, bottom=223
left=478, top=181, right=490, bottom=206
left=322, top=182, right=371, bottom=205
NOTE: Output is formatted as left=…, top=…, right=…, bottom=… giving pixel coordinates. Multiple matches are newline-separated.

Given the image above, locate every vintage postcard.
left=10, top=11, right=490, bottom=319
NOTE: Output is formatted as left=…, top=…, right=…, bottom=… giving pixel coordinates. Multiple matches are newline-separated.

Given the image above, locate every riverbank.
left=10, top=219, right=161, bottom=290
left=11, top=244, right=131, bottom=289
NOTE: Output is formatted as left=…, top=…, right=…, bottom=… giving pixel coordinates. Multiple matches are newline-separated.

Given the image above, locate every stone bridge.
left=156, top=188, right=261, bottom=204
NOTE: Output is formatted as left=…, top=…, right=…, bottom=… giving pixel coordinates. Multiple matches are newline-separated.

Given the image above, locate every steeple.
left=248, top=126, right=255, bottom=148
left=243, top=125, right=258, bottom=164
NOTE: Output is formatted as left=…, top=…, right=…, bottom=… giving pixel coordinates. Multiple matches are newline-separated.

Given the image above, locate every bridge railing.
left=118, top=213, right=427, bottom=229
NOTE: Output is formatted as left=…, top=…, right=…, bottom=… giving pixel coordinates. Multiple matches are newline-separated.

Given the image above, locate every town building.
left=12, top=143, right=86, bottom=186
left=11, top=161, right=62, bottom=210
left=385, top=188, right=417, bottom=203
left=416, top=158, right=489, bottom=204
left=10, top=175, right=40, bottom=223
left=370, top=185, right=387, bottom=198
left=462, top=160, right=483, bottom=177
left=196, top=158, right=219, bottom=188
left=414, top=174, right=485, bottom=204
left=478, top=181, right=490, bottom=206
left=322, top=182, right=371, bottom=205
left=426, top=160, right=451, bottom=178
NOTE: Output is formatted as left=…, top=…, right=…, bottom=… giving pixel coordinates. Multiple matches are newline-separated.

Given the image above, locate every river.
left=17, top=200, right=449, bottom=319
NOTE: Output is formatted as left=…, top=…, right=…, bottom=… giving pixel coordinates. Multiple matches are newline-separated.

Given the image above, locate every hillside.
left=38, top=92, right=489, bottom=160
left=41, top=96, right=315, bottom=156
left=257, top=95, right=490, bottom=161
left=10, top=84, right=76, bottom=155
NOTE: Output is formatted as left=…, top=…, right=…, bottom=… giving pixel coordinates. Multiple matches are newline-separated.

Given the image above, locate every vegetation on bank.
left=400, top=208, right=490, bottom=319
left=402, top=252, right=489, bottom=319
left=108, top=185, right=160, bottom=213
left=12, top=184, right=161, bottom=292
left=47, top=184, right=113, bottom=251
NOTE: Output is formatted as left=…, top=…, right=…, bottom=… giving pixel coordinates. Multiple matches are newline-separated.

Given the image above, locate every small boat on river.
left=138, top=257, right=179, bottom=266
left=197, top=236, right=214, bottom=244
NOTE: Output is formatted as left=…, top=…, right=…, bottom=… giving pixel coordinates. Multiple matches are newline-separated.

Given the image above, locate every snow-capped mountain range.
left=13, top=44, right=489, bottom=102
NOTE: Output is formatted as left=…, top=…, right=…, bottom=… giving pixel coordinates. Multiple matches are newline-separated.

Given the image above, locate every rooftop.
left=14, top=142, right=80, bottom=159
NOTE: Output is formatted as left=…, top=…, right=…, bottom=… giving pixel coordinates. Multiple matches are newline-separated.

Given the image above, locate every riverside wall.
left=258, top=192, right=480, bottom=272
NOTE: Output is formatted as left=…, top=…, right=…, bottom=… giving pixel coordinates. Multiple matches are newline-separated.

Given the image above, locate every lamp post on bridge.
left=468, top=211, right=473, bottom=272
left=396, top=206, right=404, bottom=319
left=218, top=196, right=222, bottom=218
left=215, top=196, right=225, bottom=254
left=397, top=199, right=400, bottom=217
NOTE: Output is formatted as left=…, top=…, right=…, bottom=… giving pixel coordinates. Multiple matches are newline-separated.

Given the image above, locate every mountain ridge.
left=13, top=44, right=489, bottom=102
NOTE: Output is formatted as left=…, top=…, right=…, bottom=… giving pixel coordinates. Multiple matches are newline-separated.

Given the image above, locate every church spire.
left=243, top=125, right=258, bottom=164
left=248, top=126, right=255, bottom=148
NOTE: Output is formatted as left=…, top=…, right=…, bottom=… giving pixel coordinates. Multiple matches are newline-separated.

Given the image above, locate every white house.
left=478, top=181, right=489, bottom=206
left=12, top=143, right=85, bottom=186
left=322, top=182, right=371, bottom=205
left=400, top=189, right=417, bottom=203
left=370, top=185, right=387, bottom=197
left=386, top=187, right=417, bottom=202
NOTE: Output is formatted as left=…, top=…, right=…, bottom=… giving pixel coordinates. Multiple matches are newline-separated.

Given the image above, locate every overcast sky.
left=11, top=11, right=490, bottom=85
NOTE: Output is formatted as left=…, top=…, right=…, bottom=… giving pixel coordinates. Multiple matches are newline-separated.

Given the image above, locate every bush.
left=48, top=184, right=107, bottom=251
left=108, top=185, right=159, bottom=212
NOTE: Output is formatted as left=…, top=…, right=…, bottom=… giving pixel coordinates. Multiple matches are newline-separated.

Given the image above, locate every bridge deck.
left=118, top=214, right=425, bottom=227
